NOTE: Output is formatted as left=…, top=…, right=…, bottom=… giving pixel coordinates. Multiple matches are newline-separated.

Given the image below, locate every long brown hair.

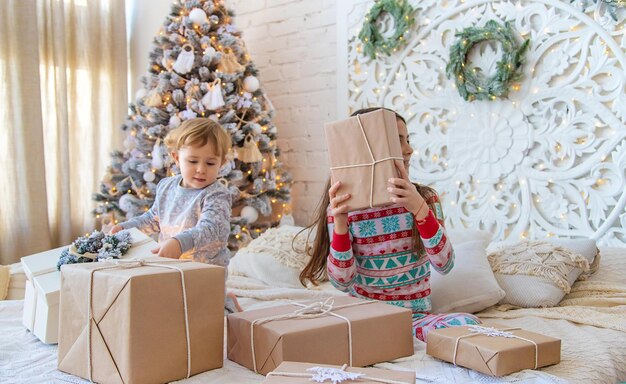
left=297, top=107, right=437, bottom=287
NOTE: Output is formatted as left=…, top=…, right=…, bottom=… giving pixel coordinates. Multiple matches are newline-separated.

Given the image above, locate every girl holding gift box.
left=111, top=118, right=241, bottom=312
left=300, top=107, right=479, bottom=341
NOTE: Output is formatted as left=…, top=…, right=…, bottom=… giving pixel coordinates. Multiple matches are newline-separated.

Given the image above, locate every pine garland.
left=57, top=230, right=133, bottom=270
left=358, top=0, right=415, bottom=59
left=446, top=20, right=530, bottom=102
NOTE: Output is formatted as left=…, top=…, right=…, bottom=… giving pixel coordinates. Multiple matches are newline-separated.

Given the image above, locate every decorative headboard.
left=338, top=0, right=626, bottom=247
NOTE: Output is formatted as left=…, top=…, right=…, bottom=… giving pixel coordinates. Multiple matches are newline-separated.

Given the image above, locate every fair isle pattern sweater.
left=328, top=195, right=454, bottom=317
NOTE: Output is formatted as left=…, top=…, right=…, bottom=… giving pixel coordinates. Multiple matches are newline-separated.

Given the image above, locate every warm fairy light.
left=272, top=199, right=276, bottom=203
left=114, top=220, right=119, bottom=224
left=127, top=189, right=132, bottom=193
left=247, top=170, right=252, bottom=174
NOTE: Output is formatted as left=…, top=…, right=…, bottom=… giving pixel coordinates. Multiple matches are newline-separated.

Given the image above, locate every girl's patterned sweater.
left=328, top=195, right=454, bottom=317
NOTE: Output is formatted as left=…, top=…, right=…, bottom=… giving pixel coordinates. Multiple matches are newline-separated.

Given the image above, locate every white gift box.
left=20, top=228, right=156, bottom=344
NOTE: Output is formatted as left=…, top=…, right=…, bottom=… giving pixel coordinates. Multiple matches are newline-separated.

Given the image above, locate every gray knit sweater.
left=120, top=175, right=231, bottom=266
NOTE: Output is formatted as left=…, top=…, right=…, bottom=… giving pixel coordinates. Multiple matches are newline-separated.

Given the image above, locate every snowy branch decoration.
left=358, top=0, right=416, bottom=59
left=57, top=230, right=133, bottom=270
left=446, top=20, right=530, bottom=101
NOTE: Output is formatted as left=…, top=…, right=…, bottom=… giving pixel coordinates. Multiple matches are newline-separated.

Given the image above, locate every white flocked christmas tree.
left=93, top=0, right=292, bottom=250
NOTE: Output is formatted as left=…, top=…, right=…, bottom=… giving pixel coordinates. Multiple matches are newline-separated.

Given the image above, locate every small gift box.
left=324, top=109, right=403, bottom=211
left=227, top=296, right=414, bottom=375
left=21, top=227, right=155, bottom=344
left=426, top=325, right=561, bottom=376
left=263, top=361, right=416, bottom=383
left=57, top=258, right=225, bottom=384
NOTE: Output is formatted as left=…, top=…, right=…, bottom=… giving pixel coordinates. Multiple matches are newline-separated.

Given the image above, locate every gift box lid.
left=33, top=270, right=61, bottom=306
left=21, top=246, right=66, bottom=280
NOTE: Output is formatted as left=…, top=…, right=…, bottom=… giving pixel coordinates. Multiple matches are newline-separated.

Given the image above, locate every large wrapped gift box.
left=263, top=361, right=416, bottom=383
left=21, top=228, right=155, bottom=344
left=227, top=296, right=414, bottom=375
left=324, top=109, right=403, bottom=211
left=57, top=258, right=225, bottom=384
left=426, top=325, right=561, bottom=376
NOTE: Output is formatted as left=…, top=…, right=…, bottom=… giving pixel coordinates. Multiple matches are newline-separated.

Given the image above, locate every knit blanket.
left=478, top=280, right=626, bottom=333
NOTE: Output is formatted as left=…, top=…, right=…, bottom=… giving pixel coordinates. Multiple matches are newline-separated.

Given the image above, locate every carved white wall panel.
left=338, top=0, right=626, bottom=246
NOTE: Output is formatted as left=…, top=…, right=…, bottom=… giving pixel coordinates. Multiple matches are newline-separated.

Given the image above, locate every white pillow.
left=228, top=225, right=312, bottom=288
left=488, top=239, right=598, bottom=308
left=430, top=239, right=505, bottom=314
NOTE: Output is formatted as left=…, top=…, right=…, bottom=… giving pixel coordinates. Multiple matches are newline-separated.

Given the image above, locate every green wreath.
left=446, top=20, right=530, bottom=102
left=358, top=0, right=416, bottom=59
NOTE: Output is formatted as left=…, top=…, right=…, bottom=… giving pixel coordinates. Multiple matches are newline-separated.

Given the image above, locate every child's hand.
left=388, top=159, right=428, bottom=220
left=151, top=238, right=182, bottom=259
left=110, top=224, right=124, bottom=234
left=328, top=180, right=351, bottom=234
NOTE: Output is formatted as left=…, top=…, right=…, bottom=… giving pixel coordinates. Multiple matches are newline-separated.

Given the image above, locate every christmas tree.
left=93, top=0, right=292, bottom=250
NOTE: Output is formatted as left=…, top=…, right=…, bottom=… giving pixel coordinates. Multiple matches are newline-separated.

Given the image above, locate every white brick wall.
left=129, top=0, right=337, bottom=226
left=230, top=0, right=337, bottom=226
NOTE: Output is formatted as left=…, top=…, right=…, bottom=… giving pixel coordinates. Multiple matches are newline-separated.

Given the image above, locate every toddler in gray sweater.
left=112, top=117, right=241, bottom=312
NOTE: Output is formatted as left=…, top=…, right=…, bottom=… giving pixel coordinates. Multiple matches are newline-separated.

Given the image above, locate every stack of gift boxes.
left=18, top=110, right=560, bottom=382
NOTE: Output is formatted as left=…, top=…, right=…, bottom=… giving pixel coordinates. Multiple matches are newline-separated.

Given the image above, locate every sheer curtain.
left=0, top=0, right=128, bottom=265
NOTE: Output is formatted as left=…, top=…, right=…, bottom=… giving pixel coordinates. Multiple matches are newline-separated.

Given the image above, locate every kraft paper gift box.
left=324, top=109, right=403, bottom=211
left=263, top=361, right=416, bottom=383
left=21, top=227, right=155, bottom=344
left=227, top=296, right=414, bottom=375
left=426, top=325, right=561, bottom=376
left=57, top=258, right=225, bottom=384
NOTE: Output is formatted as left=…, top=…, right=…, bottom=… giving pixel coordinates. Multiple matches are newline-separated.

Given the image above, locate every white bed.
left=1, top=247, right=625, bottom=384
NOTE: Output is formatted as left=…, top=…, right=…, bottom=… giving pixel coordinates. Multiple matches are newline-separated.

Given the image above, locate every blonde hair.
left=165, top=118, right=231, bottom=161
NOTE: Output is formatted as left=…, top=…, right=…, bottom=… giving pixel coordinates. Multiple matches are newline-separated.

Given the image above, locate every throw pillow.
left=487, top=239, right=599, bottom=308
left=430, top=239, right=505, bottom=314
left=228, top=225, right=313, bottom=288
